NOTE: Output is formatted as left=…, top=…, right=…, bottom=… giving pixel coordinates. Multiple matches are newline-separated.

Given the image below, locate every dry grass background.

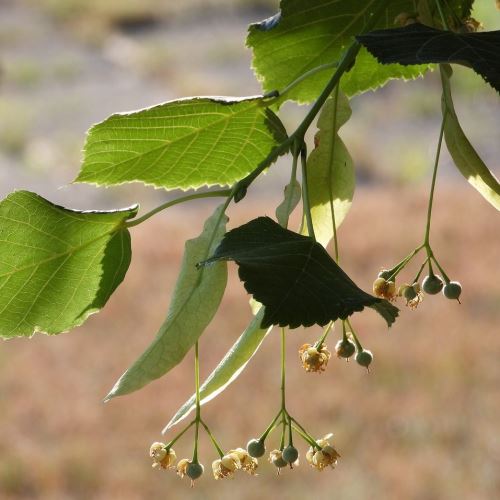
left=1, top=185, right=499, bottom=500
left=1, top=1, right=499, bottom=499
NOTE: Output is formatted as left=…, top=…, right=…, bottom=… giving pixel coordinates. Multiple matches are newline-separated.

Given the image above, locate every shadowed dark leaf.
left=357, top=24, right=500, bottom=93
left=200, top=217, right=398, bottom=328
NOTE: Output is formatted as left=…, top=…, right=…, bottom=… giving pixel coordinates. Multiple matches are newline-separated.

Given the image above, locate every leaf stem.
left=281, top=152, right=299, bottom=229
left=412, top=258, right=429, bottom=284
left=329, top=84, right=341, bottom=263
left=267, top=62, right=339, bottom=103
left=435, top=0, right=451, bottom=30
left=424, top=108, right=447, bottom=252
left=259, top=410, right=283, bottom=442
left=431, top=254, right=450, bottom=282
left=234, top=1, right=393, bottom=201
left=193, top=340, right=201, bottom=462
left=290, top=417, right=321, bottom=449
left=386, top=245, right=425, bottom=281
left=200, top=419, right=224, bottom=458
left=301, top=144, right=316, bottom=241
left=280, top=327, right=286, bottom=412
left=346, top=319, right=363, bottom=352
left=125, top=189, right=231, bottom=228
left=165, top=419, right=196, bottom=450
left=316, top=321, right=333, bottom=349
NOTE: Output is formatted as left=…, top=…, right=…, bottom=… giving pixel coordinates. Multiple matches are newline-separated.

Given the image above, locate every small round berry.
left=247, top=439, right=265, bottom=458
left=356, top=349, right=373, bottom=369
left=186, top=462, right=204, bottom=481
left=378, top=269, right=393, bottom=280
left=282, top=445, right=299, bottom=464
left=422, top=274, right=443, bottom=295
left=443, top=281, right=462, bottom=300
left=335, top=338, right=356, bottom=359
left=402, top=285, right=418, bottom=301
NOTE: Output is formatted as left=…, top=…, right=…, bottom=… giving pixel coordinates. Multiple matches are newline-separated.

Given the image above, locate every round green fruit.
left=356, top=350, right=373, bottom=369
left=335, top=338, right=356, bottom=359
left=247, top=439, right=266, bottom=458
left=422, top=274, right=443, bottom=295
left=282, top=445, right=299, bottom=464
left=402, top=285, right=418, bottom=301
left=378, top=269, right=392, bottom=280
left=186, top=462, right=204, bottom=480
left=443, top=281, right=462, bottom=300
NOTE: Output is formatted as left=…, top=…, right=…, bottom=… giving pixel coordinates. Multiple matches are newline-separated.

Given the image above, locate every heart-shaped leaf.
left=200, top=217, right=398, bottom=328
left=357, top=24, right=500, bottom=93
left=247, top=0, right=430, bottom=103
left=0, top=191, right=137, bottom=338
left=77, top=96, right=287, bottom=190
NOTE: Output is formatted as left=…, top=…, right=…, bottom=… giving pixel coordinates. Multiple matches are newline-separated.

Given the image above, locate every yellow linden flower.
left=176, top=458, right=190, bottom=478
left=212, top=453, right=239, bottom=480
left=306, top=434, right=340, bottom=471
left=372, top=277, right=397, bottom=301
left=150, top=442, right=177, bottom=470
left=298, top=343, right=331, bottom=373
left=229, top=448, right=258, bottom=475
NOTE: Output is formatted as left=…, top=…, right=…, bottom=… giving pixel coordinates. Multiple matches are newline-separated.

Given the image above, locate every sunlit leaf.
left=164, top=307, right=271, bottom=431
left=357, top=24, right=500, bottom=93
left=441, top=65, right=500, bottom=210
left=302, top=89, right=354, bottom=248
left=105, top=205, right=228, bottom=400
left=247, top=0, right=429, bottom=103
left=0, top=191, right=137, bottom=338
left=77, top=97, right=287, bottom=190
left=201, top=217, right=398, bottom=328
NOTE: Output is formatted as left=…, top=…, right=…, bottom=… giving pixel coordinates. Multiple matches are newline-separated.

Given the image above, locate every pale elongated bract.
left=105, top=204, right=228, bottom=400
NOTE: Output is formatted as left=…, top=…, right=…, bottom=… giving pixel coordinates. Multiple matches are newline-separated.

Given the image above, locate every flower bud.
left=282, top=445, right=299, bottom=465
left=356, top=349, right=373, bottom=371
left=335, top=338, right=356, bottom=359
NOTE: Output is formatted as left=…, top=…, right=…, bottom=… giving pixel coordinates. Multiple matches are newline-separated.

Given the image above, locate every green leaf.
left=76, top=97, right=288, bottom=190
left=105, top=204, right=228, bottom=400
left=164, top=307, right=271, bottom=431
left=0, top=191, right=137, bottom=338
left=357, top=24, right=500, bottom=93
left=441, top=65, right=500, bottom=210
left=201, top=217, right=398, bottom=328
left=302, top=89, right=354, bottom=248
left=275, top=179, right=301, bottom=227
left=247, top=0, right=429, bottom=103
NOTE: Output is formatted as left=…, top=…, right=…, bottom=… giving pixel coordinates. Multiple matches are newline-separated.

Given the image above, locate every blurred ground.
left=0, top=1, right=499, bottom=499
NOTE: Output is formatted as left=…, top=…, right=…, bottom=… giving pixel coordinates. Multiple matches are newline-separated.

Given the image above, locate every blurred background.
left=0, top=0, right=499, bottom=499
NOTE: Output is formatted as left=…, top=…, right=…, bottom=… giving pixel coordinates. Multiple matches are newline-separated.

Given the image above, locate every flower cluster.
left=298, top=343, right=331, bottom=373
